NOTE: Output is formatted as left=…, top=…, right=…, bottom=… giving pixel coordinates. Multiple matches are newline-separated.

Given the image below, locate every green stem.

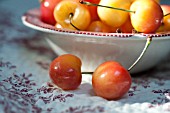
left=79, top=0, right=135, bottom=13
left=128, top=36, right=152, bottom=71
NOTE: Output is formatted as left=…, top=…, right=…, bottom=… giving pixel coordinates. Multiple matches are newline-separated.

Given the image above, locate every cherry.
left=92, top=61, right=132, bottom=100
left=157, top=5, right=170, bottom=32
left=130, top=0, right=163, bottom=33
left=120, top=16, right=134, bottom=33
left=49, top=54, right=82, bottom=90
left=53, top=0, right=91, bottom=30
left=85, top=0, right=100, bottom=21
left=40, top=0, right=61, bottom=25
left=97, top=0, right=131, bottom=28
left=87, top=20, right=114, bottom=32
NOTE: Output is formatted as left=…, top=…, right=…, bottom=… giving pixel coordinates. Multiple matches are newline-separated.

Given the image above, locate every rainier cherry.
left=130, top=0, right=163, bottom=33
left=49, top=54, right=82, bottom=90
left=40, top=0, right=61, bottom=25
left=97, top=0, right=131, bottom=28
left=87, top=20, right=115, bottom=33
left=92, top=61, right=132, bottom=100
left=53, top=0, right=91, bottom=30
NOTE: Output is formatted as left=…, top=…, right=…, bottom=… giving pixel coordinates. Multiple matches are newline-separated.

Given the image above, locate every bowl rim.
left=21, top=8, right=170, bottom=40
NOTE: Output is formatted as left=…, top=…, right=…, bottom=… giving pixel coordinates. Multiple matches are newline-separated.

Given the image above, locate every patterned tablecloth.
left=0, top=0, right=170, bottom=113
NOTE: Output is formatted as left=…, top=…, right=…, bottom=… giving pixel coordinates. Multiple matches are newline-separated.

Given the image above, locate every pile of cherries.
left=41, top=0, right=170, bottom=100
left=40, top=0, right=170, bottom=33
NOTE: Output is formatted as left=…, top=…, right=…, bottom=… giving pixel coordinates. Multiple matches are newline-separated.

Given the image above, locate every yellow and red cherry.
left=92, top=61, right=132, bottom=100
left=97, top=0, right=131, bottom=28
left=130, top=0, right=163, bottom=33
left=40, top=0, right=61, bottom=25
left=55, top=23, right=63, bottom=29
left=49, top=54, right=82, bottom=90
left=157, top=5, right=170, bottom=32
left=53, top=0, right=91, bottom=30
left=86, top=20, right=114, bottom=33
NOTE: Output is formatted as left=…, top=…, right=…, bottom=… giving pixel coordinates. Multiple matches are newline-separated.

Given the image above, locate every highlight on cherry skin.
left=49, top=54, right=132, bottom=100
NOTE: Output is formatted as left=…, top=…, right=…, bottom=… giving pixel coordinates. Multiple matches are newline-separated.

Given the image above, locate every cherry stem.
left=164, top=13, right=170, bottom=17
left=69, top=13, right=80, bottom=30
left=82, top=37, right=152, bottom=74
left=82, top=72, right=93, bottom=74
left=79, top=0, right=135, bottom=13
left=128, top=36, right=152, bottom=71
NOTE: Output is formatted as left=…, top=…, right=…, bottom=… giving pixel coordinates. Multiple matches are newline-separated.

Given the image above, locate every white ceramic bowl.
left=22, top=8, right=170, bottom=74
